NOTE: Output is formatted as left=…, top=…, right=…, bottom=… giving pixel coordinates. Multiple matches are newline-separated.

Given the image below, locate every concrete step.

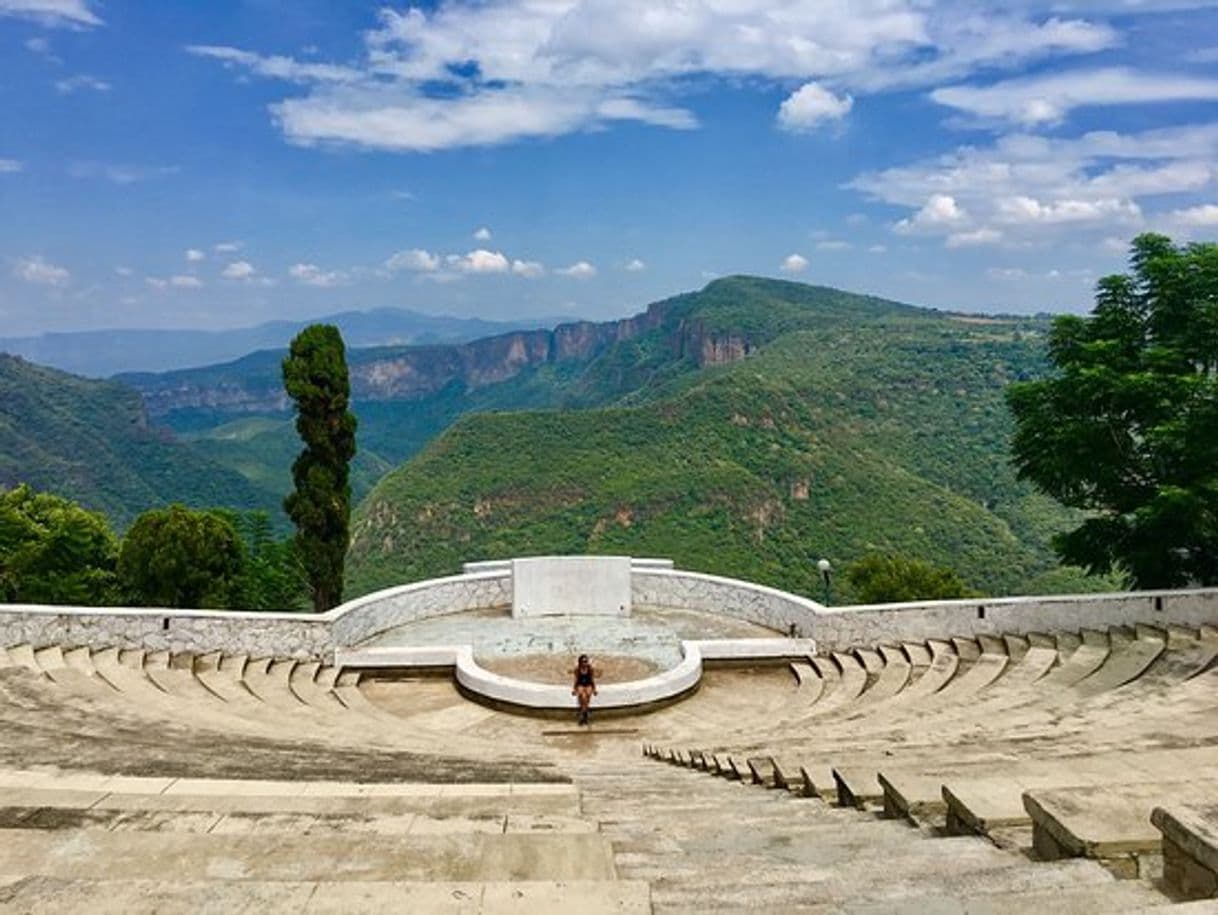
left=0, top=827, right=617, bottom=882
left=837, top=881, right=1170, bottom=914
left=0, top=877, right=651, bottom=914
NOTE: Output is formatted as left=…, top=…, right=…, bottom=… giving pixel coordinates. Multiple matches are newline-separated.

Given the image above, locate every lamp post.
left=817, top=558, right=832, bottom=605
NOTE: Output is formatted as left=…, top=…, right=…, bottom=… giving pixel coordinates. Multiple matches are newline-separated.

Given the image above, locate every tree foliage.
left=845, top=554, right=977, bottom=604
left=283, top=325, right=357, bottom=611
left=1008, top=233, right=1218, bottom=588
left=0, top=485, right=119, bottom=604
left=118, top=504, right=246, bottom=608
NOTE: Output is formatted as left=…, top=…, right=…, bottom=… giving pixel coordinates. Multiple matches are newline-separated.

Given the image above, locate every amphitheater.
left=2, top=554, right=1218, bottom=913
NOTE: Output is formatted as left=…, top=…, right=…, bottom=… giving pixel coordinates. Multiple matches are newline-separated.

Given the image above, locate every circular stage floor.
left=361, top=607, right=777, bottom=684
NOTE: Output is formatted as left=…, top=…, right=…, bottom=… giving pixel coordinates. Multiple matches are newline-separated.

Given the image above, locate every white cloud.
left=851, top=124, right=1218, bottom=246
left=947, top=227, right=1004, bottom=247
left=54, top=74, right=111, bottom=94
left=185, top=248, right=206, bottom=263
left=780, top=253, right=809, bottom=273
left=170, top=275, right=202, bottom=288
left=511, top=259, right=545, bottom=278
left=289, top=262, right=347, bottom=286
left=213, top=241, right=241, bottom=253
left=13, top=255, right=70, bottom=287
left=67, top=162, right=178, bottom=184
left=0, top=159, right=21, bottom=173
left=0, top=0, right=101, bottom=27
left=777, top=82, right=853, bottom=132
left=556, top=260, right=597, bottom=279
left=222, top=260, right=257, bottom=280
left=114, top=266, right=133, bottom=276
left=25, top=36, right=49, bottom=53
left=895, top=194, right=968, bottom=233
left=1172, top=203, right=1218, bottom=226
left=448, top=249, right=511, bottom=273
left=869, top=244, right=888, bottom=253
left=145, top=277, right=168, bottom=290
left=195, top=2, right=1120, bottom=152
left=473, top=226, right=492, bottom=241
left=385, top=248, right=441, bottom=272
left=624, top=258, right=646, bottom=272
left=987, top=266, right=1027, bottom=280
left=186, top=46, right=361, bottom=83
left=932, top=68, right=1218, bottom=126
left=816, top=239, right=852, bottom=251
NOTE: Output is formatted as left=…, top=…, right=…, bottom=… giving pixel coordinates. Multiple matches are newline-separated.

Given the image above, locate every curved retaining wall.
left=2, top=558, right=1218, bottom=658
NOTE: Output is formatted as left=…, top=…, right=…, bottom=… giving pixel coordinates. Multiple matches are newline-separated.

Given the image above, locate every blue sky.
left=2, top=1, right=1218, bottom=335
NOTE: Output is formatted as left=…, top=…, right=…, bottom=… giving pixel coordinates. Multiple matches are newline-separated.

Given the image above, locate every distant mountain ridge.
left=0, top=307, right=559, bottom=378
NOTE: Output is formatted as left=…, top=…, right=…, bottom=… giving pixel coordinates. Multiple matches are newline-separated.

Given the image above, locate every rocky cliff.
left=124, top=295, right=736, bottom=416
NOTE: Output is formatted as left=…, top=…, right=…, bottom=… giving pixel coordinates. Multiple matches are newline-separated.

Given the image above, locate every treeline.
left=0, top=485, right=308, bottom=611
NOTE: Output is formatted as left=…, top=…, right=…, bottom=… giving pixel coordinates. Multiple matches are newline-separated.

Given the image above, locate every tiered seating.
left=4, top=621, right=1218, bottom=910
left=646, top=622, right=1218, bottom=909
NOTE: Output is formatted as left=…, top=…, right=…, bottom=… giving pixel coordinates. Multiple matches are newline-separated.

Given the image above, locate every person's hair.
left=578, top=654, right=589, bottom=665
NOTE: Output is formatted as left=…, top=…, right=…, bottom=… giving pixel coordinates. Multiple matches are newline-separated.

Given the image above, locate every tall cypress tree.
left=282, top=324, right=357, bottom=611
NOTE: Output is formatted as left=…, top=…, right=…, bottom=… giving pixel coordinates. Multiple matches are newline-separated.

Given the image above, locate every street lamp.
left=817, top=558, right=832, bottom=605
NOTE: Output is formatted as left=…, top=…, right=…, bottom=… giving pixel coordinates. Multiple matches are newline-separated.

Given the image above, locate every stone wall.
left=0, top=605, right=330, bottom=659
left=807, top=588, right=1218, bottom=651
left=632, top=568, right=826, bottom=635
left=3, top=560, right=1217, bottom=660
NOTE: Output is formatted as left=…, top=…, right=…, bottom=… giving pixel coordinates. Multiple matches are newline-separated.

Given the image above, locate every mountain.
left=0, top=308, right=557, bottom=378
left=0, top=354, right=269, bottom=528
left=342, top=276, right=1108, bottom=602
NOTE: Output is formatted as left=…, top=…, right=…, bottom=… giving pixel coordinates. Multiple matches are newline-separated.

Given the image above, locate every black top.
left=575, top=667, right=594, bottom=687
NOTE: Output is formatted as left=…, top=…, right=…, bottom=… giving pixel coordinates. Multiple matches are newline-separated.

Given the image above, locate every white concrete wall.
left=2, top=557, right=1218, bottom=659
left=512, top=556, right=632, bottom=618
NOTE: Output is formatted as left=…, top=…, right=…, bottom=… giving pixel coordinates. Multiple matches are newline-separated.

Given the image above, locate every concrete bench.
left=1024, top=780, right=1218, bottom=878
left=1152, top=803, right=1218, bottom=900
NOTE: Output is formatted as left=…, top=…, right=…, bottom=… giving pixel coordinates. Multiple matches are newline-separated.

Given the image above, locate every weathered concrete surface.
left=1153, top=803, right=1218, bottom=900
left=512, top=556, right=632, bottom=618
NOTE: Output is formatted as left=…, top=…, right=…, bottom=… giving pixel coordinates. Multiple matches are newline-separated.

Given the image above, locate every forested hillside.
left=0, top=355, right=266, bottom=528
left=346, top=277, right=1105, bottom=602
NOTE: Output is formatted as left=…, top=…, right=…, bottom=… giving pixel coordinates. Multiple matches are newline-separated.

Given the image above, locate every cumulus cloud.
left=780, top=253, right=809, bottom=273
left=193, top=2, right=1120, bottom=151
left=624, top=258, right=646, bottom=272
left=447, top=249, right=510, bottom=273
left=221, top=260, right=257, bottom=280
left=556, top=260, right=597, bottom=279
left=213, top=241, right=241, bottom=253
left=54, top=74, right=110, bottom=94
left=1172, top=203, right=1218, bottom=226
left=0, top=0, right=101, bottom=27
left=13, top=255, right=70, bottom=286
left=289, top=262, right=346, bottom=287
left=170, top=275, right=202, bottom=288
left=185, top=248, right=205, bottom=262
left=385, top=248, right=441, bottom=272
left=932, top=68, right=1218, bottom=126
left=0, top=159, right=21, bottom=173
left=473, top=226, right=492, bottom=241
left=895, top=194, right=968, bottom=233
left=511, top=259, right=545, bottom=278
left=851, top=124, right=1218, bottom=246
left=777, top=83, right=853, bottom=132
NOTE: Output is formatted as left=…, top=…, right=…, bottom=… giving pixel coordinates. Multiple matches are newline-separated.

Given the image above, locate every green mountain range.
left=0, top=354, right=267, bottom=528
left=344, top=277, right=1109, bottom=603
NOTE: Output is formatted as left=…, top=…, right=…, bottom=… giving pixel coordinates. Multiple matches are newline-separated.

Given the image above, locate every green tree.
left=229, top=510, right=308, bottom=611
left=1007, top=233, right=1218, bottom=588
left=118, top=504, right=246, bottom=608
left=845, top=554, right=977, bottom=604
left=282, top=324, right=357, bottom=611
left=0, top=485, right=119, bottom=605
